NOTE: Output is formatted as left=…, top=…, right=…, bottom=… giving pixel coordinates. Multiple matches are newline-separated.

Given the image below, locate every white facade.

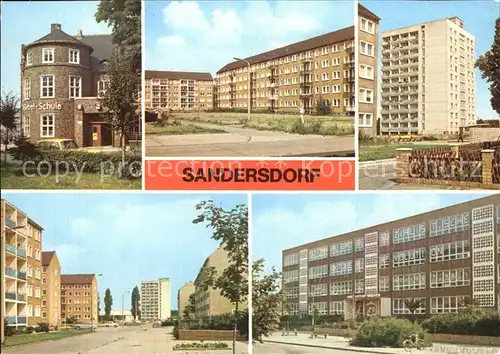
left=380, top=17, right=476, bottom=135
left=140, top=278, right=171, bottom=321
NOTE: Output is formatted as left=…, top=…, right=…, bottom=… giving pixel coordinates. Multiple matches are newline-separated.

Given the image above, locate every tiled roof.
left=217, top=26, right=354, bottom=74
left=145, top=70, right=213, bottom=81
left=61, top=274, right=95, bottom=284
left=41, top=251, right=55, bottom=266
left=358, top=3, right=381, bottom=21
left=79, top=34, right=114, bottom=72
left=30, top=29, right=89, bottom=47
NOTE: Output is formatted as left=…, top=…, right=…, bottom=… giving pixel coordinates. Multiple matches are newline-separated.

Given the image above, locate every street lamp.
left=91, top=273, right=103, bottom=331
left=233, top=57, right=251, bottom=122
left=1, top=224, right=26, bottom=347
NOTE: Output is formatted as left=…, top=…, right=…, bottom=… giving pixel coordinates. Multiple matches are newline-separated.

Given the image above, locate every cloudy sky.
left=3, top=192, right=248, bottom=311
left=252, top=192, right=496, bottom=272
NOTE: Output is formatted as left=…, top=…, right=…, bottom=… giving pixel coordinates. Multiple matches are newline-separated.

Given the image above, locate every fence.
left=396, top=141, right=500, bottom=189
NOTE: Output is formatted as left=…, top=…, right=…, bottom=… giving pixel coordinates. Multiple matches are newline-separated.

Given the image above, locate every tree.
left=183, top=293, right=196, bottom=320
left=95, top=0, right=141, bottom=176
left=476, top=18, right=500, bottom=115
left=252, top=259, right=283, bottom=342
left=0, top=91, right=20, bottom=163
left=315, top=96, right=332, bottom=116
left=104, top=288, right=113, bottom=319
left=403, top=298, right=424, bottom=322
left=193, top=201, right=248, bottom=354
left=131, top=286, right=140, bottom=321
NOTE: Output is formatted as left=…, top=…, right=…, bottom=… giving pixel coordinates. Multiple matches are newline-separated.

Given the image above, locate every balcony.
left=5, top=218, right=16, bottom=229
left=17, top=293, right=26, bottom=302
left=5, top=292, right=16, bottom=301
left=17, top=317, right=27, bottom=324
left=5, top=316, right=16, bottom=325
left=17, top=248, right=27, bottom=258
left=5, top=244, right=16, bottom=255
left=18, top=271, right=27, bottom=280
left=5, top=268, right=16, bottom=278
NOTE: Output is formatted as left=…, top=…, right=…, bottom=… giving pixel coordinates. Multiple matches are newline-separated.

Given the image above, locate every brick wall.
left=178, top=330, right=245, bottom=341
left=470, top=127, right=500, bottom=142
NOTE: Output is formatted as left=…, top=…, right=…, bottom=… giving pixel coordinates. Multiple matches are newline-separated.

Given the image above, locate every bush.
left=4, top=319, right=15, bottom=337
left=26, top=326, right=34, bottom=334
left=351, top=317, right=428, bottom=348
left=421, top=308, right=500, bottom=337
left=36, top=323, right=50, bottom=333
left=8, top=137, right=41, bottom=163
left=315, top=100, right=332, bottom=115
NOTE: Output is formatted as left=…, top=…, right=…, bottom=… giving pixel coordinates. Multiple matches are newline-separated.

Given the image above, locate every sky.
left=2, top=192, right=248, bottom=312
left=360, top=0, right=500, bottom=119
left=252, top=192, right=497, bottom=272
left=145, top=0, right=355, bottom=74
left=0, top=1, right=111, bottom=96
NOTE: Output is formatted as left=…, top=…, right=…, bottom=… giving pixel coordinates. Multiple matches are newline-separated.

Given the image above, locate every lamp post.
left=1, top=223, right=26, bottom=347
left=233, top=57, right=251, bottom=122
left=91, top=273, right=103, bottom=331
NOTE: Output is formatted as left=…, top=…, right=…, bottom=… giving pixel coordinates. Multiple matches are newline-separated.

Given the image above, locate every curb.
left=358, top=158, right=396, bottom=167
left=262, top=340, right=396, bottom=354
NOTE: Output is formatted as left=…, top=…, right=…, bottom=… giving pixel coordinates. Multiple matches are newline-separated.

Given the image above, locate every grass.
left=165, top=111, right=354, bottom=136
left=0, top=162, right=141, bottom=190
left=359, top=143, right=449, bottom=162
left=145, top=122, right=226, bottom=135
left=4, top=329, right=92, bottom=347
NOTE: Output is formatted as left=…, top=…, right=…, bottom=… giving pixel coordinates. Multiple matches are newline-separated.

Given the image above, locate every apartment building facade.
left=140, top=278, right=171, bottom=321
left=358, top=5, right=381, bottom=136
left=282, top=195, right=500, bottom=319
left=215, top=28, right=355, bottom=115
left=144, top=71, right=214, bottom=111
left=1, top=200, right=43, bottom=343
left=41, top=251, right=61, bottom=328
left=178, top=281, right=195, bottom=316
left=380, top=17, right=476, bottom=135
left=61, top=274, right=98, bottom=324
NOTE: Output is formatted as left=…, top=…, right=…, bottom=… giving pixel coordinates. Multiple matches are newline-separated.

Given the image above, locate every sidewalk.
left=263, top=333, right=500, bottom=354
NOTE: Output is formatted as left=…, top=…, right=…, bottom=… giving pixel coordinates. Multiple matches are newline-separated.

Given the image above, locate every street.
left=358, top=159, right=397, bottom=190
left=145, top=121, right=354, bottom=157
left=2, top=325, right=248, bottom=354
left=253, top=342, right=346, bottom=353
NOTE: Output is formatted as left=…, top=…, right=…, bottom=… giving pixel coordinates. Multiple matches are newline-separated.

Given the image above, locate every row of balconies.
left=5, top=291, right=27, bottom=302
left=5, top=243, right=27, bottom=258
left=5, top=316, right=27, bottom=325
left=5, top=268, right=27, bottom=280
left=6, top=218, right=17, bottom=228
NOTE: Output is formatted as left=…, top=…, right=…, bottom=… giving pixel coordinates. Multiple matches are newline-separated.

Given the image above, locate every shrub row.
left=421, top=308, right=500, bottom=337
left=4, top=320, right=51, bottom=337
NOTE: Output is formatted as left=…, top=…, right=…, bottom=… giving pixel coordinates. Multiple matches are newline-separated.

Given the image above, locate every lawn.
left=359, top=144, right=449, bottom=162
left=0, top=162, right=141, bottom=189
left=4, top=329, right=92, bottom=347
left=166, top=111, right=354, bottom=136
left=145, top=122, right=226, bottom=135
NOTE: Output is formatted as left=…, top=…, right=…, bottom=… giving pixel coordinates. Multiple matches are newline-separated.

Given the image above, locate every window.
left=379, top=276, right=390, bottom=292
left=332, top=85, right=341, bottom=93
left=69, top=48, right=80, bottom=64
left=321, top=73, right=329, bottom=81
left=360, top=17, right=375, bottom=34
left=40, top=75, right=55, bottom=98
left=430, top=240, right=470, bottom=263
left=379, top=253, right=390, bottom=269
left=393, top=298, right=426, bottom=314
left=330, top=241, right=352, bottom=257
left=330, top=301, right=344, bottom=315
left=332, top=57, right=340, bottom=66
left=393, top=273, right=426, bottom=291
left=332, top=71, right=340, bottom=80
left=42, top=48, right=54, bottom=63
left=359, top=88, right=373, bottom=103
left=430, top=268, right=470, bottom=288
left=309, top=264, right=328, bottom=279
left=309, top=283, right=328, bottom=296
left=430, top=212, right=470, bottom=237
left=97, top=80, right=110, bottom=98
left=360, top=41, right=375, bottom=56
left=359, top=64, right=374, bottom=80
left=355, top=279, right=364, bottom=294
left=308, top=302, right=328, bottom=315
left=69, top=76, right=82, bottom=98
left=430, top=296, right=467, bottom=314
left=321, top=59, right=329, bottom=68
left=27, top=52, right=33, bottom=66
left=284, top=253, right=299, bottom=266
left=330, top=281, right=352, bottom=295
left=22, top=116, right=30, bottom=137
left=40, top=114, right=55, bottom=138
left=285, top=287, right=299, bottom=298
left=379, top=232, right=390, bottom=247
left=331, top=44, right=339, bottom=53
left=309, top=247, right=328, bottom=261
left=285, top=303, right=299, bottom=315
left=355, top=237, right=364, bottom=252
left=393, top=223, right=426, bottom=244
left=355, top=258, right=364, bottom=273
left=330, top=260, right=352, bottom=276
left=393, top=248, right=426, bottom=267
left=24, top=78, right=31, bottom=100
left=358, top=113, right=373, bottom=127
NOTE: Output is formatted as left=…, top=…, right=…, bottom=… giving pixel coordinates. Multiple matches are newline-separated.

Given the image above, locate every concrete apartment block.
left=380, top=17, right=476, bottom=135
left=41, top=251, right=61, bottom=328
left=178, top=281, right=195, bottom=317
left=140, top=278, right=171, bottom=321
left=282, top=195, right=500, bottom=319
left=1, top=199, right=43, bottom=343
left=358, top=4, right=381, bottom=136
left=144, top=71, right=214, bottom=111
left=61, top=274, right=98, bottom=325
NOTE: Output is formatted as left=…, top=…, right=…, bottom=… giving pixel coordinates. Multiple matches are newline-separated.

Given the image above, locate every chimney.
left=76, top=29, right=83, bottom=39
left=51, top=23, right=61, bottom=32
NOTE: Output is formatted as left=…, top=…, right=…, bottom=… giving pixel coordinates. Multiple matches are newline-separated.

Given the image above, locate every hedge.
left=421, top=308, right=500, bottom=337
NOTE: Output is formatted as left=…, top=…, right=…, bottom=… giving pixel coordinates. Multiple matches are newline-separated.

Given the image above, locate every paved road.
left=145, top=121, right=354, bottom=157
left=3, top=326, right=248, bottom=354
left=358, top=160, right=397, bottom=190
left=253, top=342, right=345, bottom=353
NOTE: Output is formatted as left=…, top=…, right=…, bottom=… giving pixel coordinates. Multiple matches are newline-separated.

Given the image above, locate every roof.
left=217, top=26, right=354, bottom=74
left=42, top=251, right=55, bottom=266
left=29, top=29, right=90, bottom=48
left=61, top=274, right=95, bottom=284
left=145, top=70, right=213, bottom=81
left=79, top=34, right=114, bottom=71
left=358, top=4, right=381, bottom=22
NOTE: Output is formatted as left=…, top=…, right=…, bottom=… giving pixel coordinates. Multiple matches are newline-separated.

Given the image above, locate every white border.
left=247, top=192, right=253, bottom=354
left=141, top=0, right=146, bottom=191
left=354, top=0, right=360, bottom=190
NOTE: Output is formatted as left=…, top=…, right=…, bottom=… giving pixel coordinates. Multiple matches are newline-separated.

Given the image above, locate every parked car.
left=105, top=321, right=118, bottom=328
left=37, top=139, right=79, bottom=151
left=73, top=323, right=94, bottom=330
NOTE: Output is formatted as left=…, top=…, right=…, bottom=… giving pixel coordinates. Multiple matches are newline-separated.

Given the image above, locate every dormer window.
left=69, top=49, right=80, bottom=64
left=27, top=52, right=33, bottom=66
left=42, top=48, right=54, bottom=63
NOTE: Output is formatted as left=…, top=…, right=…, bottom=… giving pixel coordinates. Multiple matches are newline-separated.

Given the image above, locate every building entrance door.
left=90, top=123, right=113, bottom=147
